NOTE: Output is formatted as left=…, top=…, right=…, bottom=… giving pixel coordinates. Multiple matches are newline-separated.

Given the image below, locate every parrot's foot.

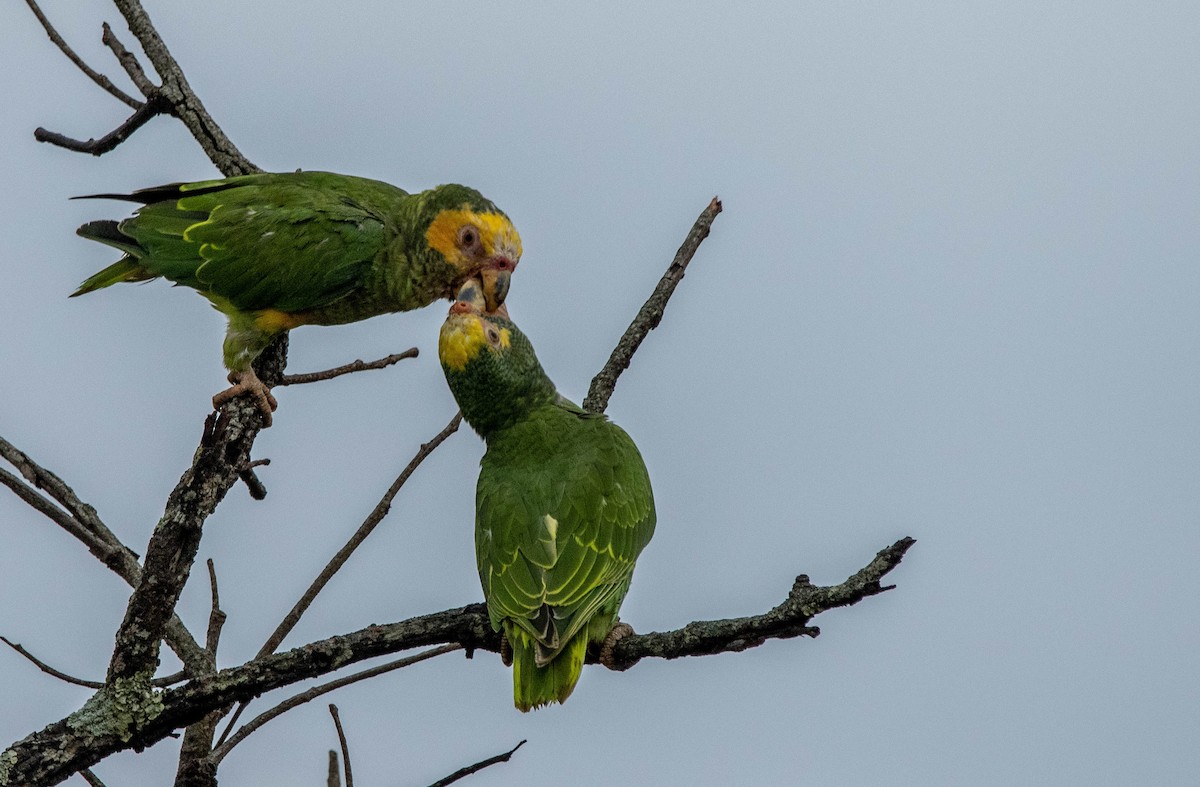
left=599, top=622, right=636, bottom=671
left=212, top=370, right=278, bottom=427
left=500, top=634, right=513, bottom=667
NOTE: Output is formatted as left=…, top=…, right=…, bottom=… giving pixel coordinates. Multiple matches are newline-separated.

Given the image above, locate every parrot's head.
left=421, top=184, right=521, bottom=314
left=439, top=299, right=556, bottom=435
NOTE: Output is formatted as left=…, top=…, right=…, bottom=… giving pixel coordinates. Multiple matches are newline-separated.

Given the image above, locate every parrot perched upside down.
left=439, top=300, right=655, bottom=711
left=74, top=171, right=521, bottom=425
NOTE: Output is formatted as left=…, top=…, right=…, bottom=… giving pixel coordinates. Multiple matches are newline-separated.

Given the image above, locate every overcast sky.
left=2, top=1, right=1198, bottom=784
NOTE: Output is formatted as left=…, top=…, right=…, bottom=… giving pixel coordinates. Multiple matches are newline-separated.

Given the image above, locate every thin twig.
left=152, top=670, right=188, bottom=688
left=215, top=413, right=463, bottom=748
left=428, top=740, right=527, bottom=787
left=238, top=458, right=270, bottom=500
left=0, top=467, right=113, bottom=560
left=257, top=412, right=461, bottom=656
left=101, top=22, right=156, bottom=97
left=278, top=349, right=419, bottom=386
left=211, top=645, right=460, bottom=763
left=327, top=751, right=340, bottom=787
left=0, top=441, right=208, bottom=670
left=328, top=705, right=353, bottom=787
left=1, top=636, right=103, bottom=689
left=80, top=768, right=108, bottom=787
left=0, top=435, right=115, bottom=546
left=23, top=0, right=142, bottom=108
left=205, top=559, right=225, bottom=657
left=583, top=197, right=723, bottom=413
left=34, top=95, right=167, bottom=156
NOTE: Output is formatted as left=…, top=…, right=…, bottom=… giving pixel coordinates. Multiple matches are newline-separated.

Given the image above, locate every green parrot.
left=439, top=299, right=656, bottom=711
left=74, top=171, right=521, bottom=425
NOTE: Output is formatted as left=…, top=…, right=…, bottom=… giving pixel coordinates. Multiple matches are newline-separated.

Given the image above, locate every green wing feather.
left=477, top=402, right=656, bottom=710
left=74, top=172, right=408, bottom=312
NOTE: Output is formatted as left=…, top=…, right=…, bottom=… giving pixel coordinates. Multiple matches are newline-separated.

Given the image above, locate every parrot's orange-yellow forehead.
left=439, top=312, right=511, bottom=371
left=426, top=209, right=522, bottom=267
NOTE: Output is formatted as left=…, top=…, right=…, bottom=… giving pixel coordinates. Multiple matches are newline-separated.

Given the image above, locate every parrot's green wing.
left=76, top=172, right=409, bottom=313
left=476, top=402, right=656, bottom=662
left=440, top=309, right=655, bottom=710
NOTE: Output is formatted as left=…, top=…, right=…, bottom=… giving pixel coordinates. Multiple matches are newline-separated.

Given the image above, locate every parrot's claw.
left=500, top=634, right=513, bottom=667
left=212, top=370, right=278, bottom=427
left=599, top=622, right=636, bottom=671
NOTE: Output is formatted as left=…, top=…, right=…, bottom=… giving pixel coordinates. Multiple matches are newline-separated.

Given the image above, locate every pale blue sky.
left=2, top=2, right=1198, bottom=784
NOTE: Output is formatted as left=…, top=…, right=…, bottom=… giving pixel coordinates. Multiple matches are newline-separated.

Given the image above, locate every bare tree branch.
left=237, top=458, right=270, bottom=500
left=80, top=769, right=107, bottom=787
left=583, top=197, right=722, bottom=413
left=101, top=22, right=155, bottom=97
left=607, top=537, right=916, bottom=668
left=1, top=438, right=208, bottom=671
left=1, top=637, right=104, bottom=690
left=105, top=337, right=286, bottom=685
left=1, top=538, right=913, bottom=785
left=428, top=740, right=527, bottom=787
left=277, top=349, right=420, bottom=386
left=328, top=705, right=352, bottom=787
left=212, top=645, right=460, bottom=764
left=204, top=560, right=225, bottom=658
left=327, top=750, right=340, bottom=787
left=0, top=436, right=115, bottom=547
left=23, top=0, right=142, bottom=108
left=109, top=0, right=257, bottom=175
left=35, top=96, right=168, bottom=156
left=174, top=565, right=223, bottom=786
left=257, top=411, right=462, bottom=660
left=216, top=413, right=463, bottom=748
left=0, top=467, right=111, bottom=560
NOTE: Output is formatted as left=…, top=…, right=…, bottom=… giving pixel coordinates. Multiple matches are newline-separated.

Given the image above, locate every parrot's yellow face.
left=439, top=302, right=512, bottom=372
left=426, top=208, right=522, bottom=313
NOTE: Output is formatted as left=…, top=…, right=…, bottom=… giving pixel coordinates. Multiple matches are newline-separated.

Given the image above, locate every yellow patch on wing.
left=425, top=208, right=523, bottom=267
left=438, top=313, right=488, bottom=371
left=255, top=309, right=304, bottom=332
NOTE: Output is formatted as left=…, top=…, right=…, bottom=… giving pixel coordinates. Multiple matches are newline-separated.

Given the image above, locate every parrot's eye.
left=457, top=226, right=481, bottom=252
left=486, top=327, right=501, bottom=345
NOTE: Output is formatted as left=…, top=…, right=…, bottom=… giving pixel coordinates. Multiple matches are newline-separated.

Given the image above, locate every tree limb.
left=0, top=537, right=914, bottom=785
left=256, top=411, right=462, bottom=661
left=1, top=439, right=209, bottom=672
left=79, top=770, right=107, bottom=787
left=215, top=413, right=462, bottom=747
left=212, top=646, right=460, bottom=763
left=327, top=751, right=340, bottom=787
left=109, top=0, right=257, bottom=175
left=101, top=22, right=156, bottom=98
left=427, top=740, right=526, bottom=787
left=277, top=349, right=419, bottom=386
left=23, top=0, right=142, bottom=108
left=328, top=705, right=352, bottom=787
left=0, top=637, right=104, bottom=690
left=105, top=338, right=286, bottom=685
left=35, top=96, right=168, bottom=156
left=583, top=197, right=722, bottom=414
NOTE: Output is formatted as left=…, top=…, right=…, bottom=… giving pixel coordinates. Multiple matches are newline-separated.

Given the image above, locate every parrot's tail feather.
left=509, top=627, right=587, bottom=712
left=73, top=221, right=157, bottom=296
left=71, top=258, right=156, bottom=296
left=76, top=220, right=141, bottom=255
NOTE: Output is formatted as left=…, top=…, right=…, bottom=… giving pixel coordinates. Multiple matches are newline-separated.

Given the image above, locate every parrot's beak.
left=454, top=277, right=487, bottom=312
left=479, top=263, right=512, bottom=313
